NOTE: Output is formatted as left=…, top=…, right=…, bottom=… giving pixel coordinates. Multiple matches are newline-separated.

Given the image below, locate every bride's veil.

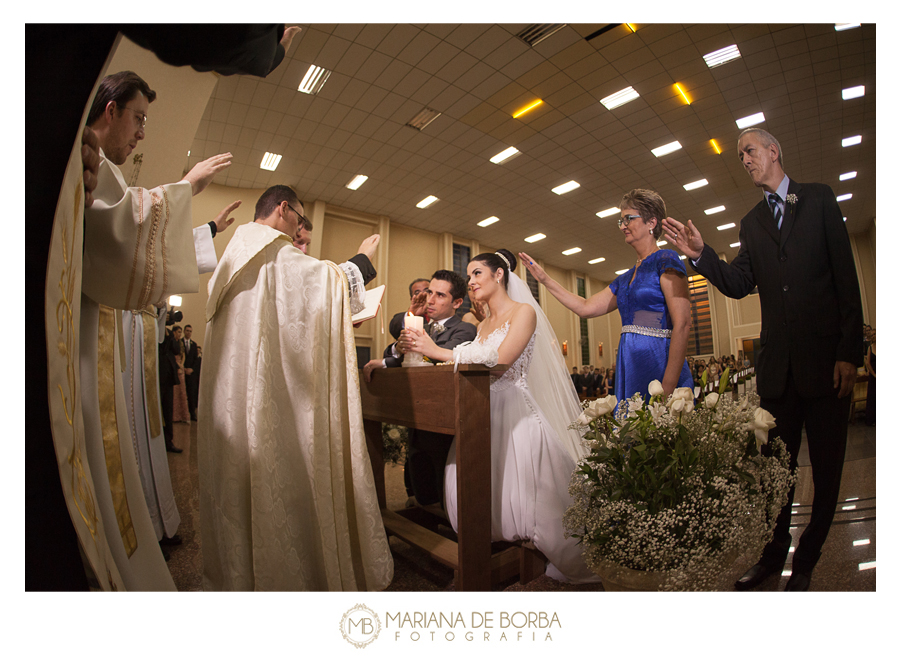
left=507, top=271, right=587, bottom=461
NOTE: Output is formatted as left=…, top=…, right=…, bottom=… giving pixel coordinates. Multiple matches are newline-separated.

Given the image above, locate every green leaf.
left=701, top=369, right=708, bottom=387
left=718, top=367, right=731, bottom=395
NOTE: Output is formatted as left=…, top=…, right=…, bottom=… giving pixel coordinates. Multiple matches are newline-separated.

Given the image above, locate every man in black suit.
left=570, top=367, right=583, bottom=396
left=388, top=278, right=431, bottom=341
left=663, top=127, right=863, bottom=591
left=158, top=325, right=183, bottom=453
left=182, top=325, right=200, bottom=421
left=365, top=270, right=477, bottom=506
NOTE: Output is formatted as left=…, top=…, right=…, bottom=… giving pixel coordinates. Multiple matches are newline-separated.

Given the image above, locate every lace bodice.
left=477, top=321, right=536, bottom=392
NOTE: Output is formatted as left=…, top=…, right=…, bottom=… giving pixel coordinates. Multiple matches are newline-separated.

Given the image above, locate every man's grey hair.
left=738, top=128, right=783, bottom=167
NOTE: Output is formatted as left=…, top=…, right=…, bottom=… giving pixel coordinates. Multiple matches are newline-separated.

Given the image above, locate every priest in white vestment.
left=199, top=185, right=394, bottom=591
left=80, top=70, right=233, bottom=589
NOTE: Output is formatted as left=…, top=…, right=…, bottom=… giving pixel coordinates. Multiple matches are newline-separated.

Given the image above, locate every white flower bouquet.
left=564, top=381, right=795, bottom=591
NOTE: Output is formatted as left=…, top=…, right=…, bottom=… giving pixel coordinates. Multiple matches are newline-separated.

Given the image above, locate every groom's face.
left=426, top=279, right=461, bottom=321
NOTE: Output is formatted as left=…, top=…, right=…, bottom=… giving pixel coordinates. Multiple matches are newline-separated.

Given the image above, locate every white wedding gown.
left=444, top=321, right=599, bottom=583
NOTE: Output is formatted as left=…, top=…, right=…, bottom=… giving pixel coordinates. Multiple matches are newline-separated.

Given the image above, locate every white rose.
left=670, top=398, right=685, bottom=414
left=648, top=380, right=665, bottom=397
left=648, top=402, right=666, bottom=424
left=704, top=392, right=720, bottom=409
left=749, top=407, right=776, bottom=449
left=388, top=429, right=401, bottom=439
left=594, top=395, right=618, bottom=416
left=576, top=412, right=592, bottom=426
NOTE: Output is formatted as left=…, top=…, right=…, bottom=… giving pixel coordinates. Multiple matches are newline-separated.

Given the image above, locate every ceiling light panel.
left=588, top=257, right=606, bottom=264
left=717, top=222, right=736, bottom=230
left=835, top=23, right=860, bottom=31
left=477, top=216, right=500, bottom=227
left=736, top=112, right=766, bottom=128
left=842, top=85, right=865, bottom=100
left=406, top=107, right=442, bottom=131
left=651, top=141, right=682, bottom=157
left=524, top=233, right=546, bottom=243
left=840, top=171, right=857, bottom=181
left=562, top=247, right=582, bottom=255
left=703, top=44, right=741, bottom=68
left=601, top=86, right=640, bottom=110
left=836, top=193, right=853, bottom=202
left=516, top=24, right=566, bottom=47
left=513, top=99, right=544, bottom=119
left=490, top=146, right=520, bottom=164
left=597, top=207, right=619, bottom=218
left=416, top=195, right=439, bottom=208
left=705, top=206, right=726, bottom=215
left=298, top=65, right=331, bottom=95
left=260, top=152, right=282, bottom=171
left=843, top=135, right=862, bottom=147
left=552, top=181, right=580, bottom=195
left=346, top=175, right=368, bottom=190
left=683, top=179, right=708, bottom=191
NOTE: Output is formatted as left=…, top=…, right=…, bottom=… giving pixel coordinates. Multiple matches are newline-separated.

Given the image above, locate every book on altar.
left=351, top=285, right=385, bottom=324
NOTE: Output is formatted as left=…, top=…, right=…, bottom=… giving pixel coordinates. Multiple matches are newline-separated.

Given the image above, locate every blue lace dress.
left=609, top=249, right=693, bottom=402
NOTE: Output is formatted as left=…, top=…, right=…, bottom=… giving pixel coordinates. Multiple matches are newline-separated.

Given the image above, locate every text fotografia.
left=386, top=611, right=560, bottom=642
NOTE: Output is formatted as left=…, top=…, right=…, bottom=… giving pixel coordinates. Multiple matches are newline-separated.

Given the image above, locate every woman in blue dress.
left=521, top=188, right=693, bottom=402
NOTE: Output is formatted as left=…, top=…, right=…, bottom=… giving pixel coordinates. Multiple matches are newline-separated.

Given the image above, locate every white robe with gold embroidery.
left=77, top=150, right=209, bottom=590
left=198, top=222, right=393, bottom=591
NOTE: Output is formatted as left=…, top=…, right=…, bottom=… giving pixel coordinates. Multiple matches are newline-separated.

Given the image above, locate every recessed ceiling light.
left=717, top=222, right=736, bottom=230
left=416, top=195, right=439, bottom=208
left=730, top=242, right=741, bottom=248
left=836, top=193, right=853, bottom=202
left=656, top=240, right=668, bottom=246
left=168, top=295, right=182, bottom=307
left=477, top=216, right=500, bottom=227
left=705, top=206, right=726, bottom=215
left=597, top=207, right=619, bottom=218
left=298, top=65, right=331, bottom=95
left=513, top=99, right=543, bottom=119
left=552, top=180, right=580, bottom=195
left=346, top=174, right=368, bottom=190
left=651, top=141, right=682, bottom=157
left=562, top=247, right=582, bottom=255
left=516, top=24, right=566, bottom=47
left=260, top=152, right=282, bottom=171
left=736, top=112, right=766, bottom=129
left=703, top=44, right=741, bottom=68
left=524, top=233, right=546, bottom=243
left=674, top=83, right=691, bottom=105
left=842, top=135, right=862, bottom=147
left=406, top=107, right=442, bottom=131
left=842, top=85, right=865, bottom=100
left=683, top=179, right=708, bottom=191
left=710, top=139, right=722, bottom=154
left=844, top=217, right=848, bottom=222
left=490, top=146, right=520, bottom=164
left=615, top=269, right=629, bottom=275
left=588, top=257, right=606, bottom=264
left=835, top=23, right=860, bottom=31
left=858, top=561, right=876, bottom=571
left=853, top=539, right=870, bottom=546
left=679, top=255, right=687, bottom=260
left=600, top=86, right=640, bottom=110
left=840, top=171, right=858, bottom=181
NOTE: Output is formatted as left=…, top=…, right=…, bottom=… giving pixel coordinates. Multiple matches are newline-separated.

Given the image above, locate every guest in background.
left=864, top=326, right=875, bottom=427
left=570, top=366, right=583, bottom=396
left=171, top=326, right=190, bottom=423
left=583, top=366, right=596, bottom=397
left=182, top=324, right=200, bottom=421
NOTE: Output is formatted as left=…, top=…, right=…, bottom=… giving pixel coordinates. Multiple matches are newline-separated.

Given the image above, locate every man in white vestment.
left=199, top=185, right=394, bottom=591
left=79, top=70, right=234, bottom=589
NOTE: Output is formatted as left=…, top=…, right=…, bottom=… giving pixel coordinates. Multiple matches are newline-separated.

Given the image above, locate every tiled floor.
left=163, top=404, right=876, bottom=592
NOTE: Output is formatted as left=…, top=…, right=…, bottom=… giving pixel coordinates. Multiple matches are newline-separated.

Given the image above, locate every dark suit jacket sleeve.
left=348, top=254, right=377, bottom=286
left=820, top=186, right=864, bottom=365
left=436, top=319, right=477, bottom=350
left=389, top=312, right=405, bottom=340
left=691, top=236, right=757, bottom=300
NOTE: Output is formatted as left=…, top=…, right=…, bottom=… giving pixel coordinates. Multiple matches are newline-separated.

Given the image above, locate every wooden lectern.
left=360, top=364, right=543, bottom=591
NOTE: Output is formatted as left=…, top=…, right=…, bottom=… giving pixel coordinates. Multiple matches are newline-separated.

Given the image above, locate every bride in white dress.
left=401, top=249, right=598, bottom=582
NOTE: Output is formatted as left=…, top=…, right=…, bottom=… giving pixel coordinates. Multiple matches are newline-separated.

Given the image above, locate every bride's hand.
left=518, top=252, right=548, bottom=284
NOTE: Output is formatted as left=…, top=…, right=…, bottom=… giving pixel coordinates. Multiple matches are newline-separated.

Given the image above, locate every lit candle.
left=405, top=312, right=423, bottom=333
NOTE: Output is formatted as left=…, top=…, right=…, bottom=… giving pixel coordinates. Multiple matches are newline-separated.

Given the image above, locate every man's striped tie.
left=768, top=192, right=783, bottom=230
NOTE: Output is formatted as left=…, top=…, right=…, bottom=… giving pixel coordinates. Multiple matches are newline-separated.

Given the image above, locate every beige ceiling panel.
left=550, top=39, right=596, bottom=69
left=355, top=23, right=394, bottom=50
left=555, top=93, right=598, bottom=119
left=471, top=71, right=514, bottom=100
left=335, top=42, right=373, bottom=78
left=293, top=27, right=330, bottom=64
left=468, top=25, right=518, bottom=60
left=417, top=40, right=462, bottom=76
left=514, top=59, right=561, bottom=91
left=396, top=30, right=442, bottom=67
left=445, top=24, right=492, bottom=50
left=475, top=110, right=511, bottom=134
left=376, top=24, right=421, bottom=58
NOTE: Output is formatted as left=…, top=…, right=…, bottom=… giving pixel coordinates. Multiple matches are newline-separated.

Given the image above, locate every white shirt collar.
left=766, top=175, right=790, bottom=204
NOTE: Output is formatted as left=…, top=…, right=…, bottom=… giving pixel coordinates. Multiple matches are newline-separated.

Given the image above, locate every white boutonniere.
left=431, top=323, right=446, bottom=336
left=785, top=193, right=798, bottom=206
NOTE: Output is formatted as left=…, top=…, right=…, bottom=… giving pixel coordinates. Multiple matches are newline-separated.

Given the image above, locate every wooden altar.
left=360, top=364, right=545, bottom=591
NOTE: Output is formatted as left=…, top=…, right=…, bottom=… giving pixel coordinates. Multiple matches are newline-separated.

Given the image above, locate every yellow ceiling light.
left=513, top=99, right=544, bottom=119
left=674, top=83, right=691, bottom=105
left=710, top=139, right=722, bottom=155
left=625, top=23, right=637, bottom=33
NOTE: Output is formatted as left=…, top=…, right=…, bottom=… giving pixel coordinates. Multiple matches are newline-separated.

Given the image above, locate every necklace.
left=635, top=247, right=659, bottom=268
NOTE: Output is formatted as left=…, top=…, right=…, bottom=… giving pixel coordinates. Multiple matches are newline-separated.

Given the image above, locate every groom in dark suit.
left=182, top=325, right=200, bottom=421
left=663, top=128, right=863, bottom=591
left=365, top=270, right=477, bottom=505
